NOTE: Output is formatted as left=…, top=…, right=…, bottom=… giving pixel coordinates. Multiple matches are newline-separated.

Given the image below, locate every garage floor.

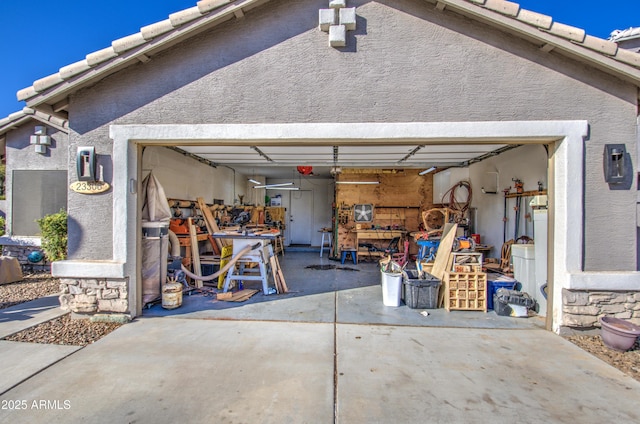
left=145, top=251, right=544, bottom=330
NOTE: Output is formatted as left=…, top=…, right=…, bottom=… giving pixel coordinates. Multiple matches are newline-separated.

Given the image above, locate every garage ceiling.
left=177, top=143, right=513, bottom=178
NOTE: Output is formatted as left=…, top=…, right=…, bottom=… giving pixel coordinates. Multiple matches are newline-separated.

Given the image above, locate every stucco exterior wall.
left=66, top=0, right=637, bottom=270
left=4, top=122, right=68, bottom=236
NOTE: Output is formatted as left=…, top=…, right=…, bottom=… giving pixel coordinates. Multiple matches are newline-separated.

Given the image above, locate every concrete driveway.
left=1, top=289, right=639, bottom=423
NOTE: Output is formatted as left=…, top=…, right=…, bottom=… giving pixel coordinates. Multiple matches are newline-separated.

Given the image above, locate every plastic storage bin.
left=402, top=270, right=441, bottom=309
left=381, top=270, right=403, bottom=306
left=487, top=279, right=517, bottom=310
left=494, top=288, right=535, bottom=317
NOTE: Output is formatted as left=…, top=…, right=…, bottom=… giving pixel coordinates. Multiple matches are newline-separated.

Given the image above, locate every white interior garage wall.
left=469, top=144, right=549, bottom=256
left=141, top=147, right=244, bottom=205
left=265, top=177, right=334, bottom=247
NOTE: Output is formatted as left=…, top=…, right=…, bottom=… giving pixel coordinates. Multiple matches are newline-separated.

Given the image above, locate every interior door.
left=290, top=190, right=313, bottom=245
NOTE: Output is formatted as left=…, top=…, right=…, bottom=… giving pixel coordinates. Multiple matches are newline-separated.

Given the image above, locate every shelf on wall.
left=504, top=190, right=547, bottom=198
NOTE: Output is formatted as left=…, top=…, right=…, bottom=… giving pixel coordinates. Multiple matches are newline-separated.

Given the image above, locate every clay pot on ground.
left=600, top=316, right=640, bottom=352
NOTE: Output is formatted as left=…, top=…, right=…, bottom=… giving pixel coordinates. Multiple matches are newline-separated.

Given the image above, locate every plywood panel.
left=335, top=169, right=435, bottom=256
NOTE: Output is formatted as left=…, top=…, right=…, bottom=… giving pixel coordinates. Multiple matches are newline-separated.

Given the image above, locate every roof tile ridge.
left=466, top=0, right=640, bottom=68
left=16, top=0, right=237, bottom=102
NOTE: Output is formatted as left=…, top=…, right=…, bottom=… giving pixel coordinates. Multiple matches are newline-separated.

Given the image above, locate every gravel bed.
left=4, top=313, right=122, bottom=346
left=1, top=275, right=639, bottom=379
left=565, top=335, right=640, bottom=382
left=0, top=272, right=60, bottom=309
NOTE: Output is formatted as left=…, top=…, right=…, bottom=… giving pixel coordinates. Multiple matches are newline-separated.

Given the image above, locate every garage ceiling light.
left=419, top=167, right=437, bottom=175
left=253, top=182, right=294, bottom=188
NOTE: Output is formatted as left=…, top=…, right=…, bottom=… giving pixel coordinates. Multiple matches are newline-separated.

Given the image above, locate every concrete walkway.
left=0, top=295, right=67, bottom=339
left=0, top=316, right=638, bottom=423
left=0, top=295, right=78, bottom=396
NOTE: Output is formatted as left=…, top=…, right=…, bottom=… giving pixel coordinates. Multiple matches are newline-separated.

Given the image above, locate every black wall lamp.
left=603, top=144, right=626, bottom=184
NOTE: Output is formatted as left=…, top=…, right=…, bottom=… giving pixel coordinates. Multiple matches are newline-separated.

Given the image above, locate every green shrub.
left=37, top=209, right=67, bottom=262
left=0, top=216, right=4, bottom=236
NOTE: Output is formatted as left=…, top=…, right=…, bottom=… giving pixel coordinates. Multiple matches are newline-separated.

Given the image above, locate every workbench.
left=355, top=229, right=406, bottom=263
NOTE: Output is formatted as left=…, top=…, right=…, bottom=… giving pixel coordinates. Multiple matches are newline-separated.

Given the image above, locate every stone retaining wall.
left=2, top=245, right=49, bottom=273
left=562, top=289, right=640, bottom=328
left=59, top=278, right=129, bottom=314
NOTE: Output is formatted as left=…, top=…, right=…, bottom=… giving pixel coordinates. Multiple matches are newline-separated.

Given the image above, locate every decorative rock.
left=82, top=279, right=106, bottom=289
left=70, top=303, right=98, bottom=314
left=59, top=294, right=72, bottom=311
left=608, top=293, right=628, bottom=304
left=106, top=280, right=127, bottom=289
left=601, top=304, right=626, bottom=314
left=589, top=294, right=613, bottom=303
left=563, top=305, right=600, bottom=316
left=97, top=299, right=128, bottom=313
left=68, top=284, right=84, bottom=295
left=74, top=294, right=97, bottom=304
left=563, top=314, right=597, bottom=328
left=613, top=311, right=633, bottom=319
left=101, top=289, right=119, bottom=300
left=90, top=314, right=131, bottom=324
left=563, top=289, right=588, bottom=306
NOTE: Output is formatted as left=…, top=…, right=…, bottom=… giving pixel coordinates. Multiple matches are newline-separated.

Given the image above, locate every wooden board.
left=188, top=218, right=203, bottom=289
left=221, top=289, right=259, bottom=302
left=431, top=223, right=457, bottom=281
left=196, top=197, right=228, bottom=249
left=274, top=255, right=288, bottom=293
left=334, top=170, right=432, bottom=256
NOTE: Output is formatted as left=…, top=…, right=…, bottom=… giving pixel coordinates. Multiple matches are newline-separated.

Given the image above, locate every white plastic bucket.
left=381, top=270, right=403, bottom=307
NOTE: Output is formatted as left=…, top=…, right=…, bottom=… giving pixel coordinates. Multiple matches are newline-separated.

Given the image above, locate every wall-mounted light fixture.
left=418, top=167, right=437, bottom=175
left=30, top=126, right=51, bottom=154
left=603, top=144, right=626, bottom=184
left=77, top=146, right=96, bottom=181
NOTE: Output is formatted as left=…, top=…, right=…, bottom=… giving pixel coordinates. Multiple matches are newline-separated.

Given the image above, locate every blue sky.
left=0, top=0, right=638, bottom=119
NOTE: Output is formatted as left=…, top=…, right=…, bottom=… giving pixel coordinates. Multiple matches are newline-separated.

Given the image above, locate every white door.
left=290, top=190, right=313, bottom=245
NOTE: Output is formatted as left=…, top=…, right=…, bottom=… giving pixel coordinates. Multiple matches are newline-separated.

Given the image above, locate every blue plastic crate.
left=487, top=280, right=517, bottom=310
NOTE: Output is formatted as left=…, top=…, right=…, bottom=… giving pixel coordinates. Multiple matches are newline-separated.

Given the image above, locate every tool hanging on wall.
left=502, top=186, right=511, bottom=243
left=514, top=195, right=522, bottom=239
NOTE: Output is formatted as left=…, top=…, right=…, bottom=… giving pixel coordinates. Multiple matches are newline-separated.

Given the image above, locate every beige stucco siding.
left=67, top=0, right=637, bottom=270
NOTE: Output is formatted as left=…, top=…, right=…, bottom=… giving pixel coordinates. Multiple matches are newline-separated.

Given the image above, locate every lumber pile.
left=217, top=289, right=259, bottom=302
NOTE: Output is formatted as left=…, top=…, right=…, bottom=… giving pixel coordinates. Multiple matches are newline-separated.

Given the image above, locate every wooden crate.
left=445, top=272, right=487, bottom=312
left=450, top=252, right=483, bottom=273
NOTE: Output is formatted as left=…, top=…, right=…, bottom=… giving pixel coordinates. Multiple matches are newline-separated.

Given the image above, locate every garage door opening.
left=109, top=120, right=587, bottom=332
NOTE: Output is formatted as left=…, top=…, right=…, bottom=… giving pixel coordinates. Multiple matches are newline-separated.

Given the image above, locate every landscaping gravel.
left=0, top=272, right=60, bottom=309
left=565, top=334, right=640, bottom=382
left=1, top=274, right=638, bottom=380
left=4, top=313, right=122, bottom=346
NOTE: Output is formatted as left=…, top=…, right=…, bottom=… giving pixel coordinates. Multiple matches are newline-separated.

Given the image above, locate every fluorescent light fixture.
left=266, top=187, right=299, bottom=190
left=335, top=181, right=379, bottom=185
left=248, top=178, right=261, bottom=184
left=419, top=167, right=437, bottom=175
left=253, top=182, right=294, bottom=189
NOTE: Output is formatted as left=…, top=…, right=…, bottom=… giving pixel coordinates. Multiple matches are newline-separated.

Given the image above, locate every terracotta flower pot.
left=600, top=316, right=640, bottom=352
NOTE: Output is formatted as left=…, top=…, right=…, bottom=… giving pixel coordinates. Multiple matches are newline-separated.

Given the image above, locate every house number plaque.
left=70, top=180, right=110, bottom=194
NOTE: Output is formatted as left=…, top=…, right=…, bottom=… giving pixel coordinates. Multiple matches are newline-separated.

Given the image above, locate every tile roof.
left=609, top=27, right=640, bottom=43
left=9, top=0, right=640, bottom=112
